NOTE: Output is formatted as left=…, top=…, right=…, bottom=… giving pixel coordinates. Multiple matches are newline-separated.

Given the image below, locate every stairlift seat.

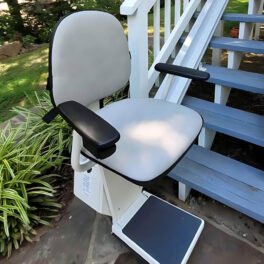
left=43, top=10, right=208, bottom=264
left=82, top=98, right=202, bottom=182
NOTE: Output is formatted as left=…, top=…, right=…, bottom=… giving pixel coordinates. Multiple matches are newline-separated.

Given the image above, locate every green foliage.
left=0, top=0, right=124, bottom=44
left=22, top=35, right=37, bottom=48
left=23, top=0, right=72, bottom=43
left=0, top=14, right=18, bottom=44
left=0, top=92, right=72, bottom=257
left=13, top=92, right=73, bottom=153
left=72, top=0, right=123, bottom=17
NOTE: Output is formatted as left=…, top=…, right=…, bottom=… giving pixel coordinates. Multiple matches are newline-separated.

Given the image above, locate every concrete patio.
left=2, top=194, right=264, bottom=264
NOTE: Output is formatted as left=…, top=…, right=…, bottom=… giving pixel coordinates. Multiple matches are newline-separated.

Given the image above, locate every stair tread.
left=179, top=36, right=264, bottom=54
left=182, top=96, right=264, bottom=147
left=169, top=144, right=264, bottom=223
left=194, top=12, right=264, bottom=23
left=222, top=13, right=264, bottom=23
left=210, top=37, right=264, bottom=53
left=203, top=64, right=264, bottom=94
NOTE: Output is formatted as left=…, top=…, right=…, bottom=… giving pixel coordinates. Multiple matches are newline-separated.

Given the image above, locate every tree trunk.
left=5, top=0, right=25, bottom=34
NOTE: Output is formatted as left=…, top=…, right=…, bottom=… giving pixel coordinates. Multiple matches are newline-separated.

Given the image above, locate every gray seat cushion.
left=82, top=98, right=202, bottom=182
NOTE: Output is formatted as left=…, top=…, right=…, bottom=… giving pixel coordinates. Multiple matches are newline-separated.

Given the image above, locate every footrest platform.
left=113, top=193, right=204, bottom=264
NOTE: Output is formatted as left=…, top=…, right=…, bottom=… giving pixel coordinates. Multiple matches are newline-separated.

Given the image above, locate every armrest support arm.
left=44, top=101, right=120, bottom=159
left=155, top=63, right=210, bottom=81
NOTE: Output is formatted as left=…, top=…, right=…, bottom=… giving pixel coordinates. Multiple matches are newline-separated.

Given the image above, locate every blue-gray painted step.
left=169, top=144, right=264, bottom=223
left=203, top=64, right=264, bottom=94
left=194, top=12, right=264, bottom=23
left=179, top=36, right=264, bottom=54
left=182, top=96, right=264, bottom=147
left=222, top=13, right=264, bottom=23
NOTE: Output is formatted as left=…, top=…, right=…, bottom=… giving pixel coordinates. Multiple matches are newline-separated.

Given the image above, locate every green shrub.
left=0, top=14, right=18, bottom=44
left=0, top=0, right=125, bottom=44
left=0, top=92, right=73, bottom=257
left=72, top=0, right=123, bottom=18
left=13, top=92, right=73, bottom=153
left=22, top=35, right=37, bottom=48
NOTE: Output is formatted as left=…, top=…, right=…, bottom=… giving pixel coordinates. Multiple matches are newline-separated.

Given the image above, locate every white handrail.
left=148, top=0, right=201, bottom=92
left=121, top=0, right=200, bottom=98
left=165, top=0, right=229, bottom=103
left=120, top=0, right=146, bottom=15
left=155, top=0, right=228, bottom=103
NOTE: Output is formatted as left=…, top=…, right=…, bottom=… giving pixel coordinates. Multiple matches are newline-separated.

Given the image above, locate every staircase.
left=121, top=0, right=264, bottom=223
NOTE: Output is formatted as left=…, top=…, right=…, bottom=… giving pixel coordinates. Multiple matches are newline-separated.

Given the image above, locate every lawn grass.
left=0, top=45, right=48, bottom=122
left=0, top=1, right=250, bottom=123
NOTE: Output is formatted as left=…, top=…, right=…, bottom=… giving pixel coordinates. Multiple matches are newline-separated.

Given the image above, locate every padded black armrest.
left=58, top=101, right=120, bottom=159
left=155, top=63, right=210, bottom=81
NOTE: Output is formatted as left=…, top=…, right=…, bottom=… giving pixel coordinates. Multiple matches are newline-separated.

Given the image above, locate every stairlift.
left=43, top=11, right=210, bottom=264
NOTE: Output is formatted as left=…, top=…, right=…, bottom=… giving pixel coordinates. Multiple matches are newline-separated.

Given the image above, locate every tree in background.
left=0, top=0, right=123, bottom=44
left=4, top=0, right=25, bottom=34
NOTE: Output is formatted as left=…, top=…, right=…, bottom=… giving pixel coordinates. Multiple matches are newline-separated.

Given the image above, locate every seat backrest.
left=49, top=11, right=131, bottom=107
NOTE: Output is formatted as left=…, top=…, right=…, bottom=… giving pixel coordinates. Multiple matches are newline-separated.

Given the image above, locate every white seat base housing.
left=83, top=98, right=202, bottom=182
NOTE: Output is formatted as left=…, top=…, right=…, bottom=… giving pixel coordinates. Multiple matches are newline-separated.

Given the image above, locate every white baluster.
left=175, top=0, right=181, bottom=24
left=154, top=0, right=161, bottom=86
left=172, top=0, right=181, bottom=58
left=154, top=0, right=161, bottom=59
left=164, top=0, right=172, bottom=41
left=184, top=0, right=190, bottom=31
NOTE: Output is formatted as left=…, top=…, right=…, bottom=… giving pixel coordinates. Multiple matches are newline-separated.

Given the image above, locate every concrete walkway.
left=2, top=197, right=264, bottom=264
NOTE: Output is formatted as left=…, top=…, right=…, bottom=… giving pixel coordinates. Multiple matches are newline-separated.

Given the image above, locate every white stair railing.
left=121, top=0, right=199, bottom=98
left=156, top=0, right=229, bottom=103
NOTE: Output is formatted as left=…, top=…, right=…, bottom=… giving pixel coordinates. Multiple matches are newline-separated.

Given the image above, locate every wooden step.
left=182, top=96, right=264, bottom=147
left=179, top=36, right=264, bottom=54
left=194, top=12, right=264, bottom=23
left=169, top=144, right=264, bottom=223
left=222, top=13, right=264, bottom=23
left=203, top=64, right=264, bottom=94
left=209, top=37, right=264, bottom=54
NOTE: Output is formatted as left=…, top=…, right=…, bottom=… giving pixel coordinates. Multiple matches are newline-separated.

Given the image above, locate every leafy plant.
left=0, top=92, right=73, bottom=257
left=13, top=92, right=73, bottom=153
left=22, top=35, right=36, bottom=48
left=0, top=14, right=18, bottom=44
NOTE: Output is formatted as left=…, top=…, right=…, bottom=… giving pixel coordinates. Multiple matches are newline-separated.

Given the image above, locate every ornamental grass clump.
left=0, top=92, right=73, bottom=257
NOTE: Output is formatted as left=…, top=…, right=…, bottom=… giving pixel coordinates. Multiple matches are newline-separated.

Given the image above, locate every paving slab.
left=189, top=223, right=264, bottom=264
left=1, top=198, right=96, bottom=264
left=85, top=213, right=128, bottom=264
left=2, top=196, right=264, bottom=264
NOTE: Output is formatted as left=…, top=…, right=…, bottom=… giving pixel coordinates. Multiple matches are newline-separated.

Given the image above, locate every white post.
left=212, top=21, right=223, bottom=66
left=198, top=127, right=216, bottom=149
left=175, top=0, right=181, bottom=24
left=127, top=9, right=149, bottom=98
left=171, top=0, right=181, bottom=58
left=248, top=0, right=264, bottom=40
left=154, top=0, right=161, bottom=86
left=154, top=0, right=161, bottom=59
left=164, top=0, right=172, bottom=41
left=179, top=182, right=191, bottom=202
left=253, top=0, right=264, bottom=40
left=184, top=0, right=190, bottom=32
